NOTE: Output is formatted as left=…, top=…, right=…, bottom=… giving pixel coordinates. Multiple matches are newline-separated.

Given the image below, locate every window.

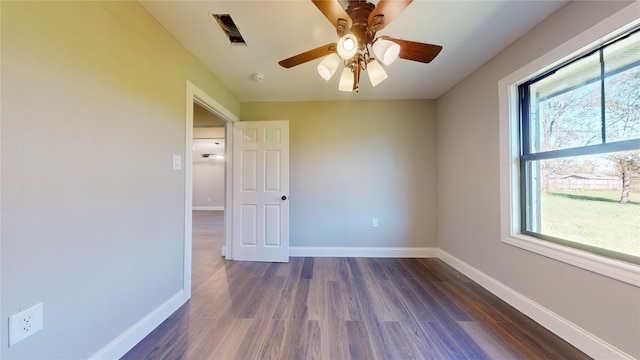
left=499, top=5, right=640, bottom=287
left=518, top=28, right=640, bottom=265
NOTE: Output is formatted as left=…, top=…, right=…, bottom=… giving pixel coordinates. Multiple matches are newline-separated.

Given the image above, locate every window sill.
left=503, top=233, right=640, bottom=287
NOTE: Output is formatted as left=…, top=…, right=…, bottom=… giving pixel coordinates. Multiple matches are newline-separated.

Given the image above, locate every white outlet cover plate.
left=8, top=303, right=43, bottom=346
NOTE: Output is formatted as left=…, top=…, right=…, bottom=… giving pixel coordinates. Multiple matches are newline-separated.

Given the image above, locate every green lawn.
left=541, top=190, right=640, bottom=258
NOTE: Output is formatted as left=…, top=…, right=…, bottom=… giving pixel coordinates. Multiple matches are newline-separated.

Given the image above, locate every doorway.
left=184, top=81, right=238, bottom=297
left=191, top=103, right=226, bottom=290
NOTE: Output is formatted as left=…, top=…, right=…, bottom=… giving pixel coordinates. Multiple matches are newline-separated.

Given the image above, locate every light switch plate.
left=172, top=155, right=182, bottom=170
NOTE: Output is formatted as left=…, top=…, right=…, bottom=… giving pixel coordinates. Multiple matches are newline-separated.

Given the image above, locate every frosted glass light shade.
left=317, top=53, right=340, bottom=81
left=337, top=34, right=358, bottom=60
left=367, top=59, right=387, bottom=87
left=373, top=39, right=400, bottom=65
left=338, top=67, right=354, bottom=92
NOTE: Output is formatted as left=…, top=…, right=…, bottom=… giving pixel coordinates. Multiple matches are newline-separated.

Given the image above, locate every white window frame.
left=498, top=3, right=640, bottom=287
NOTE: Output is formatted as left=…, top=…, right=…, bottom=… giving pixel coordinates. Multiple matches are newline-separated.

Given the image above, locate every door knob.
left=281, top=195, right=287, bottom=201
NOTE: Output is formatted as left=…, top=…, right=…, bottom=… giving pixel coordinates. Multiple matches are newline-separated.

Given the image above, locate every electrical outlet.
left=8, top=303, right=43, bottom=346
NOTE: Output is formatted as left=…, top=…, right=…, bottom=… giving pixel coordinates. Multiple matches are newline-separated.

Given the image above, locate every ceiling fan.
left=278, top=0, right=442, bottom=92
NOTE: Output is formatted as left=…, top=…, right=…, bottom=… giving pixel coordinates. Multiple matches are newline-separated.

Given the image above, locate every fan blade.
left=379, top=36, right=442, bottom=63
left=278, top=43, right=337, bottom=68
left=312, top=0, right=352, bottom=30
left=368, top=0, right=413, bottom=30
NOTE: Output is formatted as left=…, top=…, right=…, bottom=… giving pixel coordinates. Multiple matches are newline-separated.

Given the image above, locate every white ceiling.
left=139, top=0, right=568, bottom=102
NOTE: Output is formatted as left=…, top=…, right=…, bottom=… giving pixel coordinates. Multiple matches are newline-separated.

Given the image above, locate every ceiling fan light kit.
left=372, top=39, right=401, bottom=65
left=367, top=59, right=388, bottom=87
left=278, top=0, right=442, bottom=93
left=338, top=67, right=355, bottom=92
left=317, top=53, right=341, bottom=81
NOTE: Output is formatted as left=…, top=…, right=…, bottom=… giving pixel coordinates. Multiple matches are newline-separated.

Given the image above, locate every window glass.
left=524, top=151, right=640, bottom=259
left=528, top=53, right=602, bottom=153
left=604, top=31, right=640, bottom=143
left=519, top=28, right=640, bottom=265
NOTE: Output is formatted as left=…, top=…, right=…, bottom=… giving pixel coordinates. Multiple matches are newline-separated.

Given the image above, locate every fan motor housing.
left=345, top=1, right=376, bottom=49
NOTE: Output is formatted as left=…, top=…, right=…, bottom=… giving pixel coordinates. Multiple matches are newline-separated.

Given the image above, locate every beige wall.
left=1, top=1, right=239, bottom=358
left=436, top=1, right=639, bottom=357
left=242, top=100, right=437, bottom=249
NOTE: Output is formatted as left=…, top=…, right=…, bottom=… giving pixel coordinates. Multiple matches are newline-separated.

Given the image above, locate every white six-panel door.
left=232, top=120, right=289, bottom=262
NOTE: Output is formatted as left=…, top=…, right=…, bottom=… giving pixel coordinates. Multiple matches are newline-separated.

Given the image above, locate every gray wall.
left=0, top=2, right=239, bottom=358
left=241, top=100, right=438, bottom=249
left=192, top=152, right=225, bottom=208
left=436, top=1, right=639, bottom=357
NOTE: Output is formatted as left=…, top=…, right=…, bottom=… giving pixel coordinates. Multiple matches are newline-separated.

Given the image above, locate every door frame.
left=184, top=80, right=238, bottom=296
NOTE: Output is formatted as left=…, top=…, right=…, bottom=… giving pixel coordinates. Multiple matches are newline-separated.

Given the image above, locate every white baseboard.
left=89, top=290, right=189, bottom=360
left=289, top=246, right=438, bottom=258
left=192, top=206, right=224, bottom=211
left=438, top=250, right=633, bottom=360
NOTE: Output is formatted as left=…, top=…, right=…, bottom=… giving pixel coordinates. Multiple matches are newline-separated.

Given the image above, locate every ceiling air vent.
left=212, top=14, right=246, bottom=45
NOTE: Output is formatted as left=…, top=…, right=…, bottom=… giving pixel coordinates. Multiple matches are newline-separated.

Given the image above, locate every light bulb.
left=337, top=34, right=358, bottom=60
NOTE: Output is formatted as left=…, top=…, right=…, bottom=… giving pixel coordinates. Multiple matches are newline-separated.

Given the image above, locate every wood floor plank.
left=306, top=279, right=327, bottom=321
left=326, top=317, right=350, bottom=360
left=302, top=320, right=323, bottom=360
left=346, top=257, right=363, bottom=278
left=351, top=277, right=397, bottom=360
left=253, top=275, right=287, bottom=319
left=345, top=320, right=375, bottom=359
left=420, top=320, right=489, bottom=359
left=326, top=280, right=349, bottom=321
left=458, top=321, right=525, bottom=360
left=300, top=257, right=314, bottom=279
left=257, top=319, right=287, bottom=360
left=234, top=316, right=272, bottom=360
left=352, top=275, right=398, bottom=321
left=383, top=321, right=429, bottom=360
left=356, top=278, right=437, bottom=358
left=182, top=310, right=237, bottom=359
left=123, top=211, right=591, bottom=360
left=271, top=258, right=304, bottom=320
left=208, top=318, right=253, bottom=359
left=178, top=267, right=232, bottom=320
left=385, top=272, right=437, bottom=322
left=310, top=257, right=327, bottom=281
left=406, top=275, right=476, bottom=322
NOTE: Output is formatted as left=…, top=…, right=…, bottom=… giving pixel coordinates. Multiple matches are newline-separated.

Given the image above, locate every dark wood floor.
left=122, top=210, right=590, bottom=359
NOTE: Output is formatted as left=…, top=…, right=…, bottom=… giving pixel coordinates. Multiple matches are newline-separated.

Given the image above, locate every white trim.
left=224, top=120, right=234, bottom=259
left=498, top=2, right=640, bottom=287
left=192, top=206, right=224, bottom=211
left=503, top=235, right=640, bottom=287
left=290, top=246, right=438, bottom=258
left=88, top=290, right=187, bottom=360
left=438, top=250, right=634, bottom=360
left=184, top=85, right=194, bottom=297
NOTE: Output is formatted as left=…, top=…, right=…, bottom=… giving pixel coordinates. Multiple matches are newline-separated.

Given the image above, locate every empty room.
left=1, top=1, right=638, bottom=359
